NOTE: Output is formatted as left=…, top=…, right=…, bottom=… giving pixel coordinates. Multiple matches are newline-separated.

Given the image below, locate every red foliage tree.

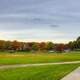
left=55, top=44, right=65, bottom=52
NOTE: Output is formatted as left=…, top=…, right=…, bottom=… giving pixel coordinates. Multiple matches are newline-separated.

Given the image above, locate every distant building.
left=64, top=49, right=70, bottom=52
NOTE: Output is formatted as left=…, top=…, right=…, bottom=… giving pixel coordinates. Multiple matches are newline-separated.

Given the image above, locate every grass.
left=0, top=51, right=80, bottom=80
left=0, top=51, right=80, bottom=65
left=0, top=64, right=80, bottom=80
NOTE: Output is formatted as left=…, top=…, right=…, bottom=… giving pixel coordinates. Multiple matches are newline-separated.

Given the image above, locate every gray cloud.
left=50, top=24, right=59, bottom=28
left=0, top=0, right=80, bottom=42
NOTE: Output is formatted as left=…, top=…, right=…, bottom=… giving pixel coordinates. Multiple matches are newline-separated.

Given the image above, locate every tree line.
left=0, top=37, right=80, bottom=52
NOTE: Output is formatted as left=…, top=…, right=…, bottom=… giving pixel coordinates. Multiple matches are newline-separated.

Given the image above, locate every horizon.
left=0, top=0, right=80, bottom=43
left=0, top=38, right=77, bottom=44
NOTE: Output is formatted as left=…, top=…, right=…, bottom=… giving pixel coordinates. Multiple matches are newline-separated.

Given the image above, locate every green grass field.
left=0, top=51, right=80, bottom=80
left=0, top=51, right=80, bottom=65
left=0, top=64, right=80, bottom=80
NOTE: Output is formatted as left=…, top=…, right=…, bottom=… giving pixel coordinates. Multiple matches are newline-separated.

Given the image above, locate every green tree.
left=46, top=42, right=54, bottom=50
left=31, top=42, right=39, bottom=51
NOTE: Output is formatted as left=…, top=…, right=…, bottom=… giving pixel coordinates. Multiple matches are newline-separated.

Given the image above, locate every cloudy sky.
left=0, top=0, right=80, bottom=43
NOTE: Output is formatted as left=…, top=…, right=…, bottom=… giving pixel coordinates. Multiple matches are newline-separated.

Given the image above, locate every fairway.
left=0, top=51, right=80, bottom=65
left=0, top=64, right=80, bottom=80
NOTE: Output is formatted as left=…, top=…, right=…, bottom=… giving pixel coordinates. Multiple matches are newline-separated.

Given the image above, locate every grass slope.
left=0, top=64, right=80, bottom=80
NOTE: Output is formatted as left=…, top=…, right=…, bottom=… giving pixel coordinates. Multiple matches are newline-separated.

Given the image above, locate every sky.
left=0, top=0, right=80, bottom=43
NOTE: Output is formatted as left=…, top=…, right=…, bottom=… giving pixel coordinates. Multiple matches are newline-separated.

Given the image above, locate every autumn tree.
left=4, top=41, right=12, bottom=50
left=55, top=44, right=65, bottom=52
left=0, top=40, right=5, bottom=50
left=39, top=42, right=46, bottom=51
left=11, top=40, right=21, bottom=50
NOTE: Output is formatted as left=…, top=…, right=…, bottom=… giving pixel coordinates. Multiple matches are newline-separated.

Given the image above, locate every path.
left=0, top=61, right=80, bottom=69
left=61, top=67, right=80, bottom=80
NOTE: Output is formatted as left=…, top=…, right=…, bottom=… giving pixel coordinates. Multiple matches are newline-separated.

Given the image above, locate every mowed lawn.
left=0, top=51, right=80, bottom=65
left=0, top=64, right=80, bottom=80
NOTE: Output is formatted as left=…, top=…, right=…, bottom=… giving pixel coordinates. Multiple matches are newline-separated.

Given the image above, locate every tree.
left=77, top=36, right=80, bottom=41
left=11, top=40, right=20, bottom=50
left=46, top=42, right=54, bottom=50
left=4, top=41, right=12, bottom=50
left=55, top=44, right=65, bottom=52
left=68, top=36, right=80, bottom=50
left=68, top=41, right=74, bottom=50
left=39, top=42, right=46, bottom=51
left=0, top=40, right=5, bottom=50
left=76, top=40, right=80, bottom=49
left=31, top=42, right=39, bottom=51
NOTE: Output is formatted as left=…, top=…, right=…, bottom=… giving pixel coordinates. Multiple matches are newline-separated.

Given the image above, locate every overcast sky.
left=0, top=0, right=80, bottom=43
